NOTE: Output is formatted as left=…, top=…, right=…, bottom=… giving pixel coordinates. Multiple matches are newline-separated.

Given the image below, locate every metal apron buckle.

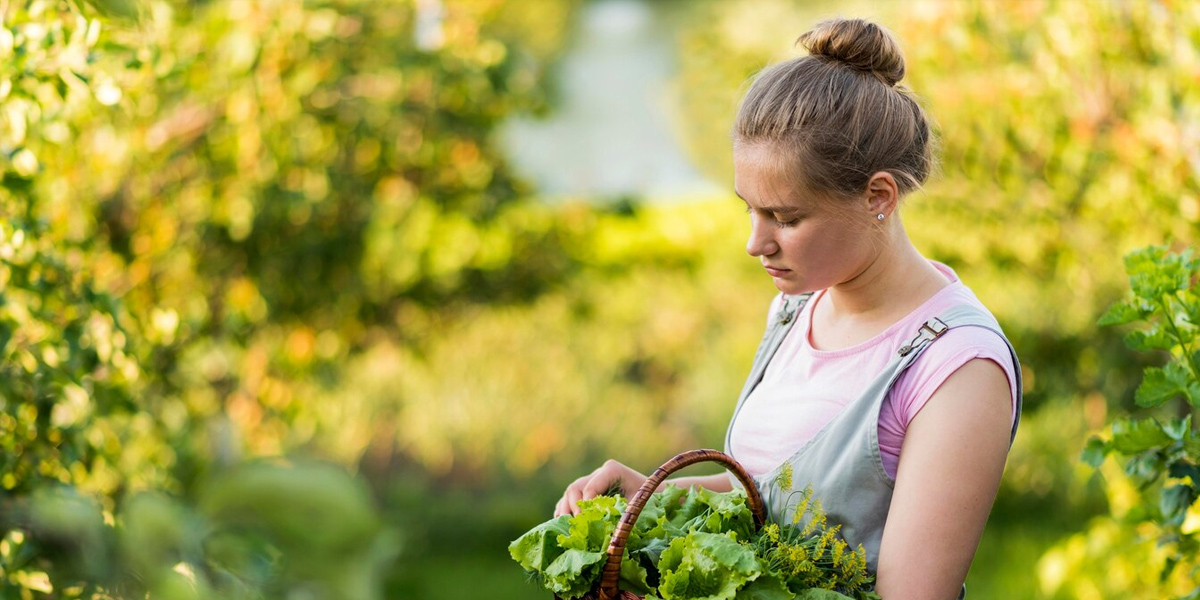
left=897, top=317, right=949, bottom=356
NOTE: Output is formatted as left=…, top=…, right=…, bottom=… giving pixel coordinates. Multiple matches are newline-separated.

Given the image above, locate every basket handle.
left=595, top=449, right=766, bottom=600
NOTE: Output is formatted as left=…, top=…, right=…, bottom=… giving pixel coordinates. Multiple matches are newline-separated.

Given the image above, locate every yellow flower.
left=774, top=462, right=794, bottom=492
left=764, top=522, right=780, bottom=543
left=803, top=499, right=826, bottom=536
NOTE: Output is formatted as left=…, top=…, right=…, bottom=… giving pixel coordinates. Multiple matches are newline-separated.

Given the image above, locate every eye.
left=773, top=213, right=800, bottom=227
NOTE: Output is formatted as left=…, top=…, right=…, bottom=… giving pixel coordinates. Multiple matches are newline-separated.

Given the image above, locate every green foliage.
left=1081, top=245, right=1200, bottom=599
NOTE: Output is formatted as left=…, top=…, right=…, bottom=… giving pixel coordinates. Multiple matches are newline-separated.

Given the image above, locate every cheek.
left=789, top=224, right=866, bottom=269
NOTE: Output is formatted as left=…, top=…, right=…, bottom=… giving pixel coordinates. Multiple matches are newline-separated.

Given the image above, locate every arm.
left=660, top=473, right=734, bottom=493
left=874, top=358, right=1013, bottom=599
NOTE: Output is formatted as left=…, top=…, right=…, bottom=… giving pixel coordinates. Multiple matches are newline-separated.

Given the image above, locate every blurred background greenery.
left=0, top=0, right=1198, bottom=598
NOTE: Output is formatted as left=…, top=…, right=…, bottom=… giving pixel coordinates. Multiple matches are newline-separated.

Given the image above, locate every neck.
left=822, top=223, right=948, bottom=321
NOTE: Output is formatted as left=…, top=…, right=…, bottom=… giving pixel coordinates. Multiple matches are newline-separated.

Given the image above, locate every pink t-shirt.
left=729, top=262, right=1019, bottom=480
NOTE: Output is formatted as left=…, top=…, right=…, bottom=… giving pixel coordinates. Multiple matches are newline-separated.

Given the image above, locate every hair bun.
left=797, top=18, right=905, bottom=87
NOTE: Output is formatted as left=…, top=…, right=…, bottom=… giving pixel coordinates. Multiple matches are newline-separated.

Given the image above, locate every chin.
left=771, top=275, right=824, bottom=296
left=772, top=279, right=806, bottom=296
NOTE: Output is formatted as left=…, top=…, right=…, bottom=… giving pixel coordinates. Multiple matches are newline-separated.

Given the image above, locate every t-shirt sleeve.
left=885, top=325, right=1020, bottom=433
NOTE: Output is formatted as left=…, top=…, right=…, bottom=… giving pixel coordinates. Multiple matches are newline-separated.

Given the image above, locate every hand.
left=553, top=459, right=648, bottom=517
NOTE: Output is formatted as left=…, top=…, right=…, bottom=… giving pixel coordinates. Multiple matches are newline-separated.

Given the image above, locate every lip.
left=763, top=265, right=791, bottom=277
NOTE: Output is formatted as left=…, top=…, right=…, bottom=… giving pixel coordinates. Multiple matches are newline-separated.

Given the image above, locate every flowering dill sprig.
left=747, top=481, right=878, bottom=599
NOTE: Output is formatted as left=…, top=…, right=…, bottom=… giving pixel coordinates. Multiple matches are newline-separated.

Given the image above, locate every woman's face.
left=733, top=143, right=876, bottom=295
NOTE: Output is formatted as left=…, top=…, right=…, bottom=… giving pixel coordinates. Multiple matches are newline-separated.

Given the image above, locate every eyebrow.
left=734, top=189, right=799, bottom=214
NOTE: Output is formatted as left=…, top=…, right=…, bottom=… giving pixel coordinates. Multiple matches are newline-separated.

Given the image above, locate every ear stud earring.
left=876, top=213, right=885, bottom=221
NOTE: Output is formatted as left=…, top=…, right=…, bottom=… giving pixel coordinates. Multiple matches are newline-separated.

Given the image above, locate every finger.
left=566, top=485, right=584, bottom=515
left=580, top=474, right=615, bottom=500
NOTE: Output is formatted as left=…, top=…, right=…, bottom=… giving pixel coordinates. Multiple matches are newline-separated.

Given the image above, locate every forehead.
left=733, top=142, right=809, bottom=206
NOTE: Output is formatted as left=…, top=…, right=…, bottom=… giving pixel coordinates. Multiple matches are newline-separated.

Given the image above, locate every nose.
left=745, top=213, right=779, bottom=258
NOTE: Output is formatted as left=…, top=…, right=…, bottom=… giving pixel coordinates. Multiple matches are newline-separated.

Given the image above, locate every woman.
left=553, top=17, right=1021, bottom=599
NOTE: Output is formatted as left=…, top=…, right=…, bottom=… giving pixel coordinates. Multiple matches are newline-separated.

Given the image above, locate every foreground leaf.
left=1111, top=417, right=1173, bottom=455
left=657, top=532, right=760, bottom=600
left=545, top=548, right=606, bottom=598
left=509, top=515, right=571, bottom=572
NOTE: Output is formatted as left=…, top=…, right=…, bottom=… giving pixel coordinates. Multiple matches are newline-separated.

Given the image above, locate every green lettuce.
left=656, top=531, right=761, bottom=600
left=509, top=486, right=873, bottom=600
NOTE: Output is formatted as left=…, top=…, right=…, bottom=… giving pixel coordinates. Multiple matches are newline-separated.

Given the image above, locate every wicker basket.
left=554, top=449, right=768, bottom=600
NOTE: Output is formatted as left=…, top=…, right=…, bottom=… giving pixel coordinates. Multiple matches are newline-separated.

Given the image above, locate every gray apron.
left=724, top=293, right=1023, bottom=597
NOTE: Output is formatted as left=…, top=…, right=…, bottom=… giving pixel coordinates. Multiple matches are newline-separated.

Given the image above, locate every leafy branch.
left=1086, top=245, right=1200, bottom=598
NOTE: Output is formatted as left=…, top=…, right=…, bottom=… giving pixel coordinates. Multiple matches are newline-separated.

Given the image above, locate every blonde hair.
left=733, top=18, right=935, bottom=201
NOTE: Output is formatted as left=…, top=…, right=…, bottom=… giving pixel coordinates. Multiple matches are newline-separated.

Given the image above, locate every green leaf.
left=1187, top=379, right=1200, bottom=408
left=558, top=495, right=624, bottom=551
left=544, top=548, right=606, bottom=598
left=509, top=515, right=571, bottom=573
left=693, top=487, right=755, bottom=541
left=1160, top=484, right=1197, bottom=527
left=1098, top=300, right=1143, bottom=326
left=1126, top=245, right=1194, bottom=300
left=1187, top=436, right=1200, bottom=461
left=1110, top=417, right=1172, bottom=455
left=1164, top=416, right=1193, bottom=442
left=1125, top=451, right=1167, bottom=484
left=636, top=484, right=689, bottom=539
left=736, top=575, right=795, bottom=600
left=631, top=536, right=671, bottom=569
left=1169, top=461, right=1200, bottom=483
left=1183, top=298, right=1200, bottom=330
left=794, top=590, right=857, bottom=599
left=620, top=554, right=653, bottom=595
left=1125, top=324, right=1177, bottom=352
left=1081, top=436, right=1109, bottom=467
left=1135, top=364, right=1190, bottom=407
left=1162, top=556, right=1180, bottom=584
left=657, top=532, right=760, bottom=600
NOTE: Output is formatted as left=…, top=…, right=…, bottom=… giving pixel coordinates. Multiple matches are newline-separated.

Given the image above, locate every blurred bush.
left=0, top=0, right=579, bottom=596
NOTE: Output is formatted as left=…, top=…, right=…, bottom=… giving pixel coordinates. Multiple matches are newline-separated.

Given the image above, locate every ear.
left=864, top=171, right=899, bottom=218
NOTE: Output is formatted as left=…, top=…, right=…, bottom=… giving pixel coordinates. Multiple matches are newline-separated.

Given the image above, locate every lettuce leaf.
left=656, top=531, right=761, bottom=600
left=620, top=553, right=653, bottom=595
left=735, top=574, right=792, bottom=600
left=792, top=590, right=857, bottom=599
left=508, top=514, right=571, bottom=572
left=633, top=485, right=755, bottom=543
left=690, top=487, right=755, bottom=541
left=544, top=548, right=606, bottom=598
left=558, top=495, right=625, bottom=551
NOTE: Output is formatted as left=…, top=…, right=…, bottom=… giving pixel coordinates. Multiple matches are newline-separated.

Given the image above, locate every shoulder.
left=890, top=298, right=1020, bottom=428
left=915, top=279, right=1017, bottom=375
